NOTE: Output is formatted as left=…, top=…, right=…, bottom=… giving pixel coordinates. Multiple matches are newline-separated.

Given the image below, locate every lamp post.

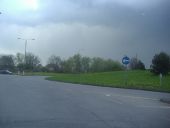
left=18, top=38, right=35, bottom=75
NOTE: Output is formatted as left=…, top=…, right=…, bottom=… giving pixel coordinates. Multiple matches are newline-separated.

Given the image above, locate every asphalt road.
left=0, top=75, right=170, bottom=128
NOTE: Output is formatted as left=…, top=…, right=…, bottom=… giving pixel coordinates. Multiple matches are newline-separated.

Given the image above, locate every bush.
left=150, top=52, right=170, bottom=75
left=129, top=57, right=145, bottom=70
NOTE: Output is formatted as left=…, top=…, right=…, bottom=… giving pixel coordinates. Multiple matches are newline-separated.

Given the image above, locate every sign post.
left=122, top=56, right=130, bottom=85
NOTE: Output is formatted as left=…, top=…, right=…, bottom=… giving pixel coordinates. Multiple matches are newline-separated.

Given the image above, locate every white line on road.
left=139, top=106, right=170, bottom=109
left=109, top=98, right=123, bottom=105
left=105, top=94, right=123, bottom=104
left=81, top=91, right=158, bottom=101
left=105, top=94, right=111, bottom=97
left=109, top=93, right=158, bottom=101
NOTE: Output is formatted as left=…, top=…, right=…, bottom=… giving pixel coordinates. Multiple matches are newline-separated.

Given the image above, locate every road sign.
left=122, top=56, right=130, bottom=65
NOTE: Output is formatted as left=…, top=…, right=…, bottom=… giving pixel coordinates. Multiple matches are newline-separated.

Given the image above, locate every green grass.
left=27, top=70, right=170, bottom=92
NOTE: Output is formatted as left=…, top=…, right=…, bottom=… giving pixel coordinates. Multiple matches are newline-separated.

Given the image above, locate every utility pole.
left=17, top=38, right=35, bottom=75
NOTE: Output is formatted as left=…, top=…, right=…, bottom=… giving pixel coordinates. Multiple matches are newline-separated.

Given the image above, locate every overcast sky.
left=0, top=0, right=170, bottom=67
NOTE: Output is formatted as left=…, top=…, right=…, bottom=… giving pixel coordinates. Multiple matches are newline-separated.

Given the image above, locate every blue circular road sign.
left=122, top=56, right=130, bottom=65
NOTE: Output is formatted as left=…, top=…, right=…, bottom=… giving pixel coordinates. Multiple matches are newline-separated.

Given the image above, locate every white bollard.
left=160, top=73, right=163, bottom=86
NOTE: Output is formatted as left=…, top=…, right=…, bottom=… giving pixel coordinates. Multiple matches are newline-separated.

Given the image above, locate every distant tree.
left=81, top=56, right=91, bottom=73
left=61, top=54, right=82, bottom=73
left=15, top=53, right=25, bottom=71
left=72, top=54, right=82, bottom=73
left=129, top=57, right=145, bottom=70
left=150, top=52, right=170, bottom=75
left=46, top=54, right=123, bottom=73
left=25, top=53, right=41, bottom=71
left=137, top=61, right=145, bottom=70
left=16, top=53, right=25, bottom=64
left=0, top=55, right=15, bottom=71
left=34, top=64, right=44, bottom=72
left=47, top=55, right=62, bottom=72
left=61, top=59, right=74, bottom=73
left=169, top=55, right=170, bottom=72
left=61, top=54, right=83, bottom=73
left=41, top=66, right=49, bottom=72
left=90, top=57, right=123, bottom=72
left=104, top=59, right=123, bottom=71
left=90, top=57, right=105, bottom=72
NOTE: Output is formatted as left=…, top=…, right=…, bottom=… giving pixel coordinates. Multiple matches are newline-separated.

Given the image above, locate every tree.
left=15, top=53, right=25, bottom=71
left=61, top=54, right=82, bottom=73
left=61, top=54, right=83, bottom=73
left=90, top=57, right=123, bottom=72
left=46, top=54, right=123, bottom=73
left=104, top=59, right=123, bottom=71
left=72, top=54, right=82, bottom=73
left=90, top=57, right=105, bottom=72
left=34, top=64, right=43, bottom=72
left=47, top=55, right=62, bottom=72
left=81, top=56, right=91, bottom=73
left=137, top=60, right=145, bottom=70
left=129, top=57, right=145, bottom=70
left=61, top=58, right=75, bottom=73
left=25, top=53, right=41, bottom=71
left=150, top=52, right=170, bottom=75
left=0, top=55, right=15, bottom=71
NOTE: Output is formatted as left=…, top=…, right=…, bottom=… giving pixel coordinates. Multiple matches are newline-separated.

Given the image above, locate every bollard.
left=160, top=73, right=162, bottom=86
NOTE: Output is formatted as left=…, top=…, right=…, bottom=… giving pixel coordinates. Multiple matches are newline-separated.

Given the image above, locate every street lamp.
left=17, top=38, right=35, bottom=75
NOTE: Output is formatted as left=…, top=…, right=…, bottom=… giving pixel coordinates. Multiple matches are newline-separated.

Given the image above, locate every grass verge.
left=27, top=70, right=170, bottom=92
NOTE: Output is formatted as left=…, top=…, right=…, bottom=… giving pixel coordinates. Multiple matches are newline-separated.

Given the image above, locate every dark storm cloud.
left=5, top=0, right=170, bottom=42
left=1, top=0, right=170, bottom=34
left=41, top=0, right=170, bottom=29
left=1, top=0, right=169, bottom=26
left=0, top=0, right=170, bottom=67
left=7, top=0, right=169, bottom=44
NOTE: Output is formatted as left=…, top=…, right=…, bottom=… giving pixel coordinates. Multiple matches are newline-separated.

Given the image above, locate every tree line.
left=0, top=53, right=124, bottom=73
left=0, top=52, right=169, bottom=75
left=46, top=54, right=123, bottom=73
left=0, top=53, right=41, bottom=72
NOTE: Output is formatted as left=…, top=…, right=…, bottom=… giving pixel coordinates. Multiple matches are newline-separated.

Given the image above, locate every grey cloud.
left=0, top=0, right=170, bottom=67
left=1, top=0, right=169, bottom=27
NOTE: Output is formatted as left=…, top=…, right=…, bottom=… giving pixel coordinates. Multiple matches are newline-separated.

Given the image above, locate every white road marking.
left=139, top=106, right=170, bottom=109
left=82, top=91, right=157, bottom=101
left=105, top=94, right=123, bottom=104
left=109, top=93, right=158, bottom=101
left=105, top=94, right=111, bottom=97
left=109, top=98, right=123, bottom=105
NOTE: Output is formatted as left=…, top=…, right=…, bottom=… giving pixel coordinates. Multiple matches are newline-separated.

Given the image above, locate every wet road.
left=0, top=75, right=170, bottom=128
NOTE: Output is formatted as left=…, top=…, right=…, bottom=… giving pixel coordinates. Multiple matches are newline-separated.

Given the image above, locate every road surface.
left=0, top=75, right=170, bottom=128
